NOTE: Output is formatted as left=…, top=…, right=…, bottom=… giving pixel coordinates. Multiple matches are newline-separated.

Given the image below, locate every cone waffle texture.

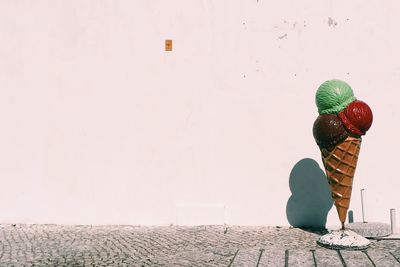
left=321, top=136, right=362, bottom=224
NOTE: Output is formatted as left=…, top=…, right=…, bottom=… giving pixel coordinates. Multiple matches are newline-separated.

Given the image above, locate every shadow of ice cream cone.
left=286, top=158, right=333, bottom=229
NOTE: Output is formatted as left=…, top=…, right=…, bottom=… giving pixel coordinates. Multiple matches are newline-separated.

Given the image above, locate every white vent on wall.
left=175, top=203, right=225, bottom=226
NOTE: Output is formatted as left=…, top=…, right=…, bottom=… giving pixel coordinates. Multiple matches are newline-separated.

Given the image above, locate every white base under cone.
left=317, top=229, right=370, bottom=250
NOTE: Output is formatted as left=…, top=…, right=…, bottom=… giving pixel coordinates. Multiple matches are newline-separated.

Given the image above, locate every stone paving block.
left=392, top=249, right=400, bottom=262
left=314, top=248, right=342, bottom=267
left=367, top=249, right=400, bottom=267
left=288, top=249, right=315, bottom=267
left=257, top=248, right=285, bottom=267
left=230, top=248, right=262, bottom=267
left=347, top=222, right=391, bottom=238
left=152, top=249, right=232, bottom=267
left=340, top=250, right=374, bottom=267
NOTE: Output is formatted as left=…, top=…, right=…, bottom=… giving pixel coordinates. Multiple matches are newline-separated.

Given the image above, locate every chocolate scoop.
left=313, top=114, right=349, bottom=149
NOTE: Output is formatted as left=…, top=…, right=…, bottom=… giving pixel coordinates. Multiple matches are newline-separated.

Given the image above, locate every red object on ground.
left=338, top=100, right=373, bottom=136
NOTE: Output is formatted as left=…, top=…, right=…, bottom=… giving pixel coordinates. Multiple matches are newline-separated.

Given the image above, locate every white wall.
left=0, top=0, right=399, bottom=227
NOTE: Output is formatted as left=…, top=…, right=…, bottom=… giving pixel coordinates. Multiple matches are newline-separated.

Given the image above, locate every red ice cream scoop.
left=338, top=100, right=373, bottom=136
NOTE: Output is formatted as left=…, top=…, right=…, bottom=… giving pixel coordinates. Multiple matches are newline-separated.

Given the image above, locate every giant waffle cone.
left=321, top=136, right=362, bottom=226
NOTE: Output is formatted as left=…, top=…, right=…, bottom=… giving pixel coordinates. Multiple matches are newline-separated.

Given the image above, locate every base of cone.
left=336, top=206, right=348, bottom=228
left=317, top=229, right=370, bottom=250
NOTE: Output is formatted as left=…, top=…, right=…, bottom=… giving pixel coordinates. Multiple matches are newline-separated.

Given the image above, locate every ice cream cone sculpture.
left=313, top=80, right=373, bottom=229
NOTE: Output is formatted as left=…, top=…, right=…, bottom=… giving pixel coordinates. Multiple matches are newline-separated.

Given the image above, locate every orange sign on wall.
left=165, top=40, right=172, bottom=51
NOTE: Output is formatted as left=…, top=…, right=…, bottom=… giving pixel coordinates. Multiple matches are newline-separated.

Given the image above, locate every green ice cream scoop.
left=316, top=79, right=356, bottom=114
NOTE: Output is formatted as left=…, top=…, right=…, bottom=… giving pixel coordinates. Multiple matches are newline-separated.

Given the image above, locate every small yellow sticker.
left=165, top=39, right=172, bottom=51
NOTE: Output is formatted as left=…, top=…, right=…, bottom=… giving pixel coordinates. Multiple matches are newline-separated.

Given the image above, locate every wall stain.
left=278, top=33, right=288, bottom=40
left=328, top=17, right=338, bottom=27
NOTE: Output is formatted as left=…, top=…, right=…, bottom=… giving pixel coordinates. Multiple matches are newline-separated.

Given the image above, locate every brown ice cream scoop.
left=313, top=114, right=349, bottom=149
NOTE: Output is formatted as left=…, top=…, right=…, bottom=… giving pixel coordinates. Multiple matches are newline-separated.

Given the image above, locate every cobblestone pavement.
left=0, top=224, right=399, bottom=266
